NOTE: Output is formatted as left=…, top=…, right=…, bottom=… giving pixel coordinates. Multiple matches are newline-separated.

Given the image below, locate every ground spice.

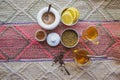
left=61, top=30, right=78, bottom=47
left=42, top=12, right=55, bottom=25
left=36, top=31, right=45, bottom=40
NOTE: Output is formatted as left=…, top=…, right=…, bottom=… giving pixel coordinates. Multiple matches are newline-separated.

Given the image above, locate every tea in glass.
left=73, top=49, right=91, bottom=66
left=82, top=26, right=99, bottom=44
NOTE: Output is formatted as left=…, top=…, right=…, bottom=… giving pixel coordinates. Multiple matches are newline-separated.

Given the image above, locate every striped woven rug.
left=0, top=21, right=120, bottom=61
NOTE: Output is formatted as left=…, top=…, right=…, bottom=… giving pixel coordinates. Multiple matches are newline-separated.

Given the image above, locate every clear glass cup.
left=72, top=49, right=91, bottom=66
left=82, top=25, right=99, bottom=45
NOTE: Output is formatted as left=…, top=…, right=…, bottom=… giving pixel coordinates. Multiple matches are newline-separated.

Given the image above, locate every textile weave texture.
left=0, top=0, right=120, bottom=80
left=0, top=22, right=120, bottom=61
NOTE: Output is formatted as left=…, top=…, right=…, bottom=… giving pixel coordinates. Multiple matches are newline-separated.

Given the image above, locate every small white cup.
left=37, top=7, right=60, bottom=30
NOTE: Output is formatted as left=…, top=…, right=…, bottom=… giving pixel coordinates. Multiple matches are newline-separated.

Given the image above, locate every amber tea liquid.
left=73, top=49, right=90, bottom=65
left=86, top=27, right=98, bottom=40
left=82, top=26, right=99, bottom=44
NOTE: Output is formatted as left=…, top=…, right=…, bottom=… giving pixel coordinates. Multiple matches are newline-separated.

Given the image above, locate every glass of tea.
left=82, top=26, right=99, bottom=45
left=73, top=49, right=91, bottom=66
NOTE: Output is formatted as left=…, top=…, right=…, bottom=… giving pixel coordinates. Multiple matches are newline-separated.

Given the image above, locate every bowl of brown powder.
left=35, top=29, right=47, bottom=42
left=61, top=29, right=79, bottom=48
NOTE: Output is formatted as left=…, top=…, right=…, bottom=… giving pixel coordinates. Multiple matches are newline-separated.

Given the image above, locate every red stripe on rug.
left=0, top=22, right=119, bottom=61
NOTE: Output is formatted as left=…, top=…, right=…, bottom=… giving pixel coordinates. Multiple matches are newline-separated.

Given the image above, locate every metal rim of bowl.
left=61, top=28, right=79, bottom=48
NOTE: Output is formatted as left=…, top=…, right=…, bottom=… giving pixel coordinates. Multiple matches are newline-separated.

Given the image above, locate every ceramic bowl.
left=37, top=7, right=60, bottom=30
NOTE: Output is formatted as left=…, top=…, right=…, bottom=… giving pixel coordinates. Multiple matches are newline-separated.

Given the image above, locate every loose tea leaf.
left=52, top=53, right=64, bottom=66
left=52, top=52, right=70, bottom=75
left=59, top=59, right=65, bottom=66
left=59, top=60, right=70, bottom=75
left=51, top=55, right=59, bottom=66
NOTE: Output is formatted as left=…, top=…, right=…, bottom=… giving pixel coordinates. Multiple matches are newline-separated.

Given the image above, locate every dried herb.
left=52, top=52, right=70, bottom=75
left=61, top=30, right=78, bottom=47
left=52, top=52, right=64, bottom=66
left=59, top=60, right=70, bottom=75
